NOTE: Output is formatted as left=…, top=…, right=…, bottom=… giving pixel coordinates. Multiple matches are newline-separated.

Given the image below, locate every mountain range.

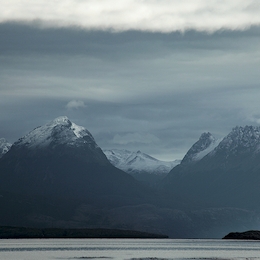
left=1, top=117, right=260, bottom=238
left=104, top=149, right=180, bottom=183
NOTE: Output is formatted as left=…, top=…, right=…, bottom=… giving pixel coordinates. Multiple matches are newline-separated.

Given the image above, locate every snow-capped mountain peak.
left=181, top=132, right=220, bottom=164
left=0, top=138, right=12, bottom=158
left=104, top=149, right=180, bottom=176
left=181, top=126, right=260, bottom=164
left=52, top=116, right=70, bottom=124
left=14, top=116, right=96, bottom=149
left=215, top=125, right=260, bottom=154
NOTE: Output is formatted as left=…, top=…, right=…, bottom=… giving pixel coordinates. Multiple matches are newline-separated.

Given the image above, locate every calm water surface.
left=0, top=238, right=260, bottom=260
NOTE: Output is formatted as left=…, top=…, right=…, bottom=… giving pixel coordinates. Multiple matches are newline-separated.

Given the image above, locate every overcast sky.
left=1, top=1, right=260, bottom=160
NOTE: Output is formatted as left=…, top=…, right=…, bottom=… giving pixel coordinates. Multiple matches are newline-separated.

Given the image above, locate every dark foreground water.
left=0, top=238, right=260, bottom=260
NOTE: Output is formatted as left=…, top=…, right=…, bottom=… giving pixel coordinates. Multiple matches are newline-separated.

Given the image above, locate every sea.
left=0, top=238, right=260, bottom=260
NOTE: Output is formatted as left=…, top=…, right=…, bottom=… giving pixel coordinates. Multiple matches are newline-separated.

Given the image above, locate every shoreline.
left=0, top=226, right=168, bottom=239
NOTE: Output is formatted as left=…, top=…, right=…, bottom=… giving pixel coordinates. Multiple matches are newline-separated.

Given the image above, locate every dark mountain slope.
left=163, top=126, right=260, bottom=210
left=0, top=117, right=152, bottom=207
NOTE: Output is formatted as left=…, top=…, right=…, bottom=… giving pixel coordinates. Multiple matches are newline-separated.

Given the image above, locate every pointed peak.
left=200, top=132, right=212, bottom=137
left=14, top=116, right=96, bottom=149
left=181, top=132, right=217, bottom=164
left=199, top=132, right=215, bottom=141
left=50, top=116, right=71, bottom=126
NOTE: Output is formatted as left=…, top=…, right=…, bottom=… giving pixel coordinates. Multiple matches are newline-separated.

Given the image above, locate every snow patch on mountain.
left=194, top=138, right=222, bottom=160
left=0, top=138, right=12, bottom=158
left=104, top=149, right=180, bottom=176
left=14, top=116, right=97, bottom=149
left=71, top=122, right=86, bottom=138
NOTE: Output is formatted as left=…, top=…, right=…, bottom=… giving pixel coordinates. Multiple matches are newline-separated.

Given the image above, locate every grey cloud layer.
left=1, top=1, right=260, bottom=32
left=0, top=23, right=260, bottom=160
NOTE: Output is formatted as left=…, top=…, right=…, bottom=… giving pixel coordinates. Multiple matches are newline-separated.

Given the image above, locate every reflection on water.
left=0, top=239, right=260, bottom=260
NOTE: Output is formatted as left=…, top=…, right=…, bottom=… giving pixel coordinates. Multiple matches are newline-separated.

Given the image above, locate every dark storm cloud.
left=0, top=22, right=260, bottom=160
left=1, top=23, right=260, bottom=57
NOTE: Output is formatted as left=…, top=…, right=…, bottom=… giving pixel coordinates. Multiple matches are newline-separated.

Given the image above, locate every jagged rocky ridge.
left=164, top=126, right=260, bottom=210
left=213, top=125, right=260, bottom=155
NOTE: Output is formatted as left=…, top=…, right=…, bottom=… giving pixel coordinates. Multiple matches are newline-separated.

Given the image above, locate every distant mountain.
left=104, top=149, right=180, bottom=182
left=0, top=138, right=11, bottom=158
left=163, top=126, right=260, bottom=210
